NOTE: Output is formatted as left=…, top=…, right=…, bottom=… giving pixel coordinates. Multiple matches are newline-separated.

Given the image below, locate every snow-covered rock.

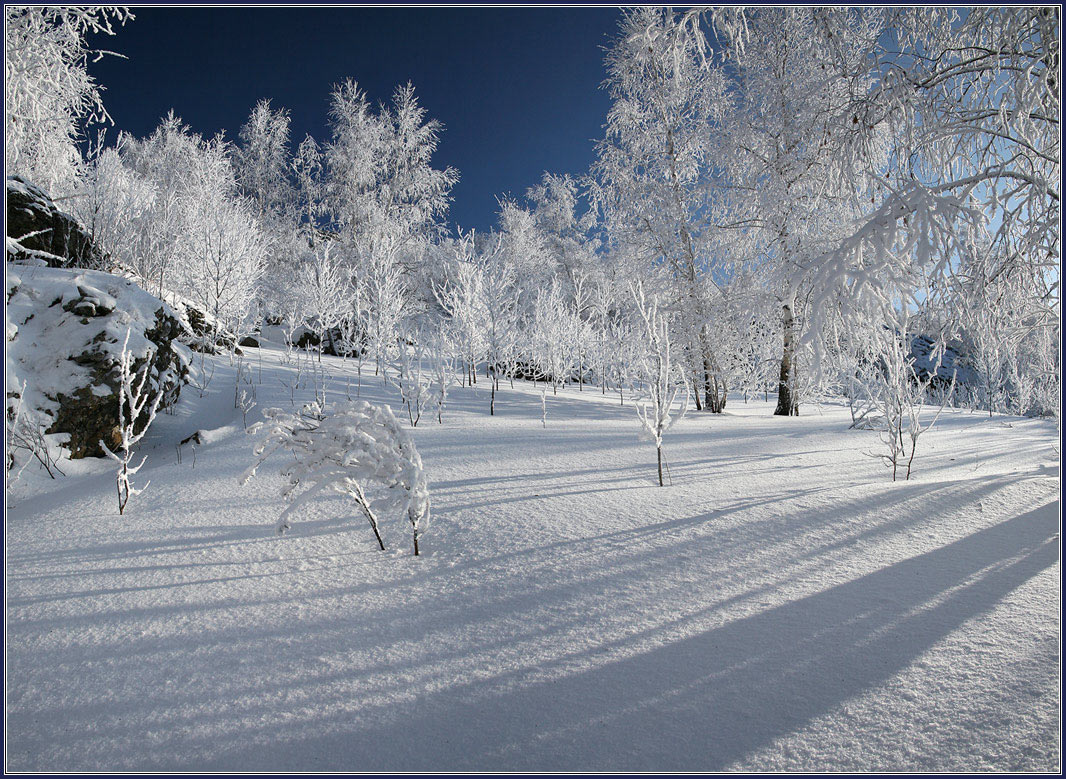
left=6, top=265, right=192, bottom=459
left=909, top=334, right=978, bottom=388
left=5, top=176, right=102, bottom=268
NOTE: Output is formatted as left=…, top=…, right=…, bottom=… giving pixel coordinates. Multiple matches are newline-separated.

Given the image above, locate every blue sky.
left=87, top=6, right=623, bottom=233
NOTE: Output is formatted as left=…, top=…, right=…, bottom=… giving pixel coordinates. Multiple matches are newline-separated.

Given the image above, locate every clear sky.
left=86, top=6, right=624, bottom=234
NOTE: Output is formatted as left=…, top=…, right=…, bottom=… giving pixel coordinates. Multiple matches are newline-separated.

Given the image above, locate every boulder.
left=5, top=176, right=103, bottom=268
left=181, top=301, right=241, bottom=354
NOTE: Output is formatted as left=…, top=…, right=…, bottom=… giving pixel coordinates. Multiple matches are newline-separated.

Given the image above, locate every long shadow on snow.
left=7, top=493, right=1056, bottom=770
left=199, top=501, right=1059, bottom=771
left=8, top=471, right=1018, bottom=630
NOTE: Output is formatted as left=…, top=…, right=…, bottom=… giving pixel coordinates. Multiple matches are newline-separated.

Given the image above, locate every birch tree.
left=593, top=7, right=730, bottom=412
left=4, top=6, right=132, bottom=195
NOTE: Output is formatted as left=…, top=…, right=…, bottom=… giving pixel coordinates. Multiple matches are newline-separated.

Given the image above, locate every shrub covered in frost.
left=242, top=400, right=430, bottom=555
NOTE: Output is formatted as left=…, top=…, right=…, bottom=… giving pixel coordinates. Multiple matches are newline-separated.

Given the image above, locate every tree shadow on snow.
left=197, top=501, right=1059, bottom=771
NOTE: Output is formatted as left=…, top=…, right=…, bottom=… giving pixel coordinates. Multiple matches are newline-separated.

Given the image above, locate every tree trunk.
left=706, top=373, right=727, bottom=413
left=774, top=300, right=799, bottom=416
left=656, top=445, right=664, bottom=487
left=351, top=483, right=386, bottom=550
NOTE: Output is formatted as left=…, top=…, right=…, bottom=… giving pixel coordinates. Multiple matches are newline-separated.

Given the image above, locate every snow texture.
left=5, top=340, right=1060, bottom=771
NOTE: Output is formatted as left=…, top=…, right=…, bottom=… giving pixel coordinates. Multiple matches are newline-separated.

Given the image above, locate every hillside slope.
left=5, top=341, right=1060, bottom=771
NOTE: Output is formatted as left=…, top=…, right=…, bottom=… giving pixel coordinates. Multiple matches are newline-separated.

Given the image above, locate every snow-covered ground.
left=5, top=342, right=1060, bottom=771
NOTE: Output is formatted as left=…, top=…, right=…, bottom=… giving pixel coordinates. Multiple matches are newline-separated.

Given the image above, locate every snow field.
left=5, top=342, right=1060, bottom=771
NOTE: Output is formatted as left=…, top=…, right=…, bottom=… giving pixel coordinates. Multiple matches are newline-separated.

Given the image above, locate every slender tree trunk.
left=703, top=354, right=714, bottom=411
left=656, top=445, right=664, bottom=487
left=355, top=489, right=386, bottom=551
left=369, top=520, right=385, bottom=550
left=774, top=300, right=799, bottom=416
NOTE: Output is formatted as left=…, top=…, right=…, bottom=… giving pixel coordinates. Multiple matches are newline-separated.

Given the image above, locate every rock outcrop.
left=6, top=176, right=102, bottom=268
left=6, top=266, right=191, bottom=459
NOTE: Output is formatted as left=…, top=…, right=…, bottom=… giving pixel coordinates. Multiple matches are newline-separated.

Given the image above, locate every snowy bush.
left=100, top=329, right=163, bottom=514
left=6, top=380, right=65, bottom=481
left=631, top=283, right=689, bottom=487
left=854, top=320, right=954, bottom=482
left=242, top=400, right=430, bottom=555
left=390, top=332, right=435, bottom=427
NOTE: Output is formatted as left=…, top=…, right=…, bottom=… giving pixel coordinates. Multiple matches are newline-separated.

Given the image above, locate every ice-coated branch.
left=631, top=281, right=689, bottom=486
left=99, top=328, right=163, bottom=514
left=243, top=400, right=430, bottom=555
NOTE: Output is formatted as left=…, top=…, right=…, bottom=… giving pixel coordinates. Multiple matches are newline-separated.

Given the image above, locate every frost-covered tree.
left=527, top=172, right=600, bottom=295
left=292, top=133, right=324, bottom=245
left=235, top=98, right=292, bottom=223
left=593, top=7, right=729, bottom=413
left=100, top=329, right=163, bottom=515
left=853, top=311, right=954, bottom=482
left=243, top=400, right=431, bottom=555
left=530, top=278, right=577, bottom=395
left=362, top=249, right=408, bottom=379
left=478, top=237, right=520, bottom=414
left=4, top=6, right=131, bottom=195
left=951, top=239, right=1060, bottom=417
left=683, top=7, right=1060, bottom=416
left=425, top=328, right=456, bottom=424
left=688, top=7, right=888, bottom=416
left=297, top=242, right=347, bottom=360
left=588, top=272, right=618, bottom=395
left=72, top=143, right=155, bottom=273
left=324, top=79, right=457, bottom=375
left=631, top=282, right=688, bottom=486
left=434, top=231, right=489, bottom=387
left=179, top=134, right=266, bottom=348
left=496, top=199, right=553, bottom=310
left=116, top=113, right=201, bottom=298
left=391, top=328, right=435, bottom=427
left=877, top=7, right=1060, bottom=304
left=234, top=98, right=299, bottom=318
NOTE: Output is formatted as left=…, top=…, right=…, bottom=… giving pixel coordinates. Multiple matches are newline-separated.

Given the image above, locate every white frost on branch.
left=242, top=400, right=430, bottom=555
left=99, top=328, right=163, bottom=515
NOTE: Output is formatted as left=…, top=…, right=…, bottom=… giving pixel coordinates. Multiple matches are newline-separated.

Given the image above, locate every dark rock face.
left=909, top=334, right=977, bottom=391
left=48, top=303, right=190, bottom=459
left=181, top=302, right=242, bottom=355
left=6, top=176, right=103, bottom=268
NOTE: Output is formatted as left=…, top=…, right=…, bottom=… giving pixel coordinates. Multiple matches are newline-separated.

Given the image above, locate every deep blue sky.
left=86, top=7, right=623, bottom=233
